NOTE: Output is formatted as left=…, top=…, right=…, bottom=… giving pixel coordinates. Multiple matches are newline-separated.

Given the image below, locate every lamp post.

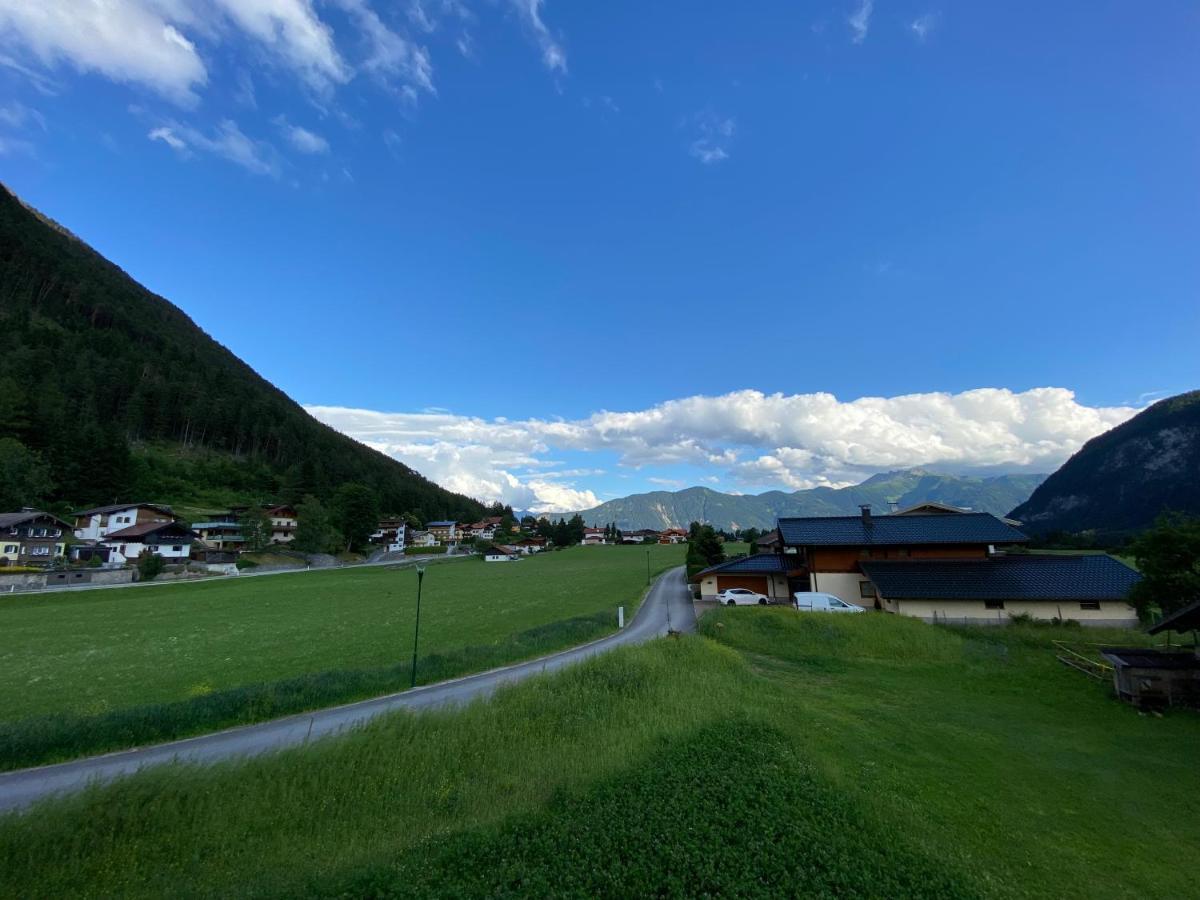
left=410, top=565, right=426, bottom=688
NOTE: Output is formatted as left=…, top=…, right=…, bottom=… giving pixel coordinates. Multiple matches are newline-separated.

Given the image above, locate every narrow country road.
left=0, top=566, right=696, bottom=815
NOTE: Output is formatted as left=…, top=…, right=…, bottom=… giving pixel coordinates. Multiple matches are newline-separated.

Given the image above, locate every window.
left=52, top=529, right=62, bottom=537
left=172, top=545, right=183, bottom=552
left=984, top=600, right=1005, bottom=610
left=148, top=545, right=159, bottom=552
left=34, top=528, right=46, bottom=537
left=859, top=581, right=876, bottom=599
left=1079, top=601, right=1101, bottom=611
left=3, top=545, right=16, bottom=554
left=32, top=546, right=50, bottom=556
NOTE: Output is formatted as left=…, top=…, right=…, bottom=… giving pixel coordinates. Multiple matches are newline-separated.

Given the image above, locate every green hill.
left=1009, top=390, right=1200, bottom=537
left=0, top=184, right=483, bottom=521
left=574, top=469, right=1047, bottom=530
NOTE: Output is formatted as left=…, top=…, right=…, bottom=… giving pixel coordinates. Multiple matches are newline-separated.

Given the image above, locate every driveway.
left=0, top=566, right=695, bottom=814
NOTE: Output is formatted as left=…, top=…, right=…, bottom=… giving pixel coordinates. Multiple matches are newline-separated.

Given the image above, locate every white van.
left=793, top=592, right=865, bottom=614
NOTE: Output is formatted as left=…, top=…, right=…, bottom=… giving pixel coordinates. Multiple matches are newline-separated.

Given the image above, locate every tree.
left=741, top=527, right=761, bottom=547
left=138, top=553, right=165, bottom=582
left=1129, top=513, right=1200, bottom=619
left=332, top=483, right=380, bottom=552
left=293, top=494, right=337, bottom=554
left=0, top=437, right=53, bottom=510
left=239, top=506, right=272, bottom=552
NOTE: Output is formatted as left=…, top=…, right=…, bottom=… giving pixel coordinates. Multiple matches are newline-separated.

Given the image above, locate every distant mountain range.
left=571, top=470, right=1048, bottom=531
left=1010, top=390, right=1200, bottom=536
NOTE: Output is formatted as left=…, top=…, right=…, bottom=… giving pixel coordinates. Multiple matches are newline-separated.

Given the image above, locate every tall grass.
left=0, top=611, right=614, bottom=771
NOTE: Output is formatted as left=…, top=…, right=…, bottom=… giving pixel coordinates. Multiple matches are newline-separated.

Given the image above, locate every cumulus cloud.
left=910, top=12, right=938, bottom=42
left=848, top=0, right=874, bottom=44
left=306, top=387, right=1136, bottom=511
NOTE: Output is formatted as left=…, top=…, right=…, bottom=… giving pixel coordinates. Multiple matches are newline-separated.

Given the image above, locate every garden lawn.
left=1, top=610, right=1196, bottom=898
left=0, top=545, right=682, bottom=727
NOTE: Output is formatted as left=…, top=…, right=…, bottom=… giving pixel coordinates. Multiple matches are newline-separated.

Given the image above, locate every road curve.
left=0, top=566, right=695, bottom=814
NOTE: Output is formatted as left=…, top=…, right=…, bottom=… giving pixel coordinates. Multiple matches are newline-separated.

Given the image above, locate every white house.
left=73, top=503, right=174, bottom=541
left=265, top=505, right=298, bottom=544
left=100, top=521, right=197, bottom=566
left=483, top=544, right=520, bottom=562
left=410, top=530, right=437, bottom=548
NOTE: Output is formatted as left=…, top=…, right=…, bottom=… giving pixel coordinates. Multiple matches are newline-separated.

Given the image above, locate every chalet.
left=190, top=515, right=245, bottom=551
left=265, top=505, right=298, bottom=544
left=755, top=530, right=782, bottom=552
left=621, top=529, right=661, bottom=544
left=464, top=516, right=504, bottom=541
left=511, top=537, right=546, bottom=554
left=370, top=518, right=409, bottom=552
left=0, top=510, right=71, bottom=567
left=777, top=506, right=1028, bottom=610
left=410, top=530, right=437, bottom=548
left=426, top=521, right=459, bottom=545
left=659, top=528, right=688, bottom=544
left=483, top=544, right=520, bottom=562
left=100, top=520, right=197, bottom=566
left=861, top=555, right=1140, bottom=627
left=73, top=503, right=174, bottom=541
left=891, top=500, right=1022, bottom=527
left=582, top=527, right=608, bottom=546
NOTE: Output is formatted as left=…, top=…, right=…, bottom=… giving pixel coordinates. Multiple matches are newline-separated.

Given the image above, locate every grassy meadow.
left=2, top=610, right=1196, bottom=898
left=0, top=545, right=683, bottom=767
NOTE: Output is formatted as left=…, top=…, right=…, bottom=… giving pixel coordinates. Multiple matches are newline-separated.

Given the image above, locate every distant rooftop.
left=861, top=554, right=1140, bottom=601
left=777, top=512, right=1027, bottom=547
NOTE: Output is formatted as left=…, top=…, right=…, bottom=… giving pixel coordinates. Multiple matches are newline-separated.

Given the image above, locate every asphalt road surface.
left=0, top=565, right=695, bottom=814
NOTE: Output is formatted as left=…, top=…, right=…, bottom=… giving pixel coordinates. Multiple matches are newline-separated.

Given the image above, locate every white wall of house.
left=105, top=540, right=192, bottom=566
left=484, top=551, right=516, bottom=562
left=75, top=507, right=162, bottom=541
left=807, top=572, right=878, bottom=608
left=877, top=596, right=1138, bottom=627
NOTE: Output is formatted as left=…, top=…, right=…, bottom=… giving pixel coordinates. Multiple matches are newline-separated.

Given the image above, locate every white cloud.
left=848, top=0, right=874, bottom=44
left=689, top=110, right=735, bottom=164
left=274, top=116, right=329, bottom=153
left=334, top=0, right=435, bottom=99
left=0, top=101, right=46, bottom=131
left=212, top=0, right=348, bottom=93
left=910, top=12, right=937, bottom=42
left=306, top=386, right=1137, bottom=509
left=0, top=0, right=208, bottom=103
left=510, top=0, right=566, bottom=74
left=149, top=118, right=280, bottom=176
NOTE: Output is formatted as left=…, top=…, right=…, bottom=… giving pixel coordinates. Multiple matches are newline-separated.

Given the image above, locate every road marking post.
left=618, top=606, right=625, bottom=629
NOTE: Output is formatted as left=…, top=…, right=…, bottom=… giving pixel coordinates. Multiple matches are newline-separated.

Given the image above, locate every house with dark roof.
left=73, top=503, right=174, bottom=541
left=861, top=555, right=1140, bottom=626
left=776, top=505, right=1028, bottom=611
left=100, top=520, right=198, bottom=566
left=0, top=510, right=72, bottom=567
left=694, top=553, right=800, bottom=602
left=426, top=521, right=459, bottom=545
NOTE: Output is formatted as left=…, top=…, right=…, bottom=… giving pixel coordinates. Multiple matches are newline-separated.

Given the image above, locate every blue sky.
left=2, top=1, right=1197, bottom=512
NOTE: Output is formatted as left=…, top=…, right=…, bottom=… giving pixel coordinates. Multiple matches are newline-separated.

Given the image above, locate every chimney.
left=860, top=504, right=873, bottom=527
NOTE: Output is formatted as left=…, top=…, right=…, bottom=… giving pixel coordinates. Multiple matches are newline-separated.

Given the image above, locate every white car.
left=717, top=587, right=770, bottom=606
left=793, top=592, right=865, bottom=614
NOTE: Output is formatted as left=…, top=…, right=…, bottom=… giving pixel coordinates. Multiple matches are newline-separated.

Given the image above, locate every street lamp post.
left=410, top=565, right=426, bottom=688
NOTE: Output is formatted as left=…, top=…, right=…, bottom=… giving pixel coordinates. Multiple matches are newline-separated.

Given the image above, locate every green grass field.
left=2, top=610, right=1195, bottom=898
left=0, top=545, right=683, bottom=766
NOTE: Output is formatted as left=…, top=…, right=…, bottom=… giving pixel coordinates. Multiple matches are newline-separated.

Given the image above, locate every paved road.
left=0, top=566, right=695, bottom=814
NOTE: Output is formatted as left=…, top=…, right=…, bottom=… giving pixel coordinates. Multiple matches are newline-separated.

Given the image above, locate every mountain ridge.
left=570, top=470, right=1048, bottom=531
left=1009, top=390, right=1200, bottom=536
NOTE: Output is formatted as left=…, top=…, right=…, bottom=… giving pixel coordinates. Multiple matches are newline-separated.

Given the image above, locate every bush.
left=137, top=554, right=165, bottom=581
left=235, top=558, right=259, bottom=570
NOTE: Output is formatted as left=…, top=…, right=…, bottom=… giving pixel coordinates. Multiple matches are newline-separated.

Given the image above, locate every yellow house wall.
left=808, top=572, right=876, bottom=608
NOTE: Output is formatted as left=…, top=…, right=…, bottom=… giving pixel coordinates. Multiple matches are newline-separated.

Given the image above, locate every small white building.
left=101, top=521, right=197, bottom=566
left=73, top=503, right=174, bottom=541
left=483, top=544, right=520, bottom=562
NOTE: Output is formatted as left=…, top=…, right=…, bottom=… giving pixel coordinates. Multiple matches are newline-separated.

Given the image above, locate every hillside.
left=575, top=470, right=1047, bottom=530
left=0, top=185, right=482, bottom=521
left=1009, top=390, right=1200, bottom=536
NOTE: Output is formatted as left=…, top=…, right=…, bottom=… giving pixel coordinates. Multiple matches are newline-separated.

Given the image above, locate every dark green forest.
left=0, top=184, right=483, bottom=521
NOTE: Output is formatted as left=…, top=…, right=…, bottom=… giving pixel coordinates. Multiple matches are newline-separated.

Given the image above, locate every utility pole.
left=410, top=565, right=426, bottom=688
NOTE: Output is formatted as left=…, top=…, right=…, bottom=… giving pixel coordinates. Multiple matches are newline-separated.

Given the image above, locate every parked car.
left=793, top=592, right=865, bottom=613
left=717, top=587, right=770, bottom=606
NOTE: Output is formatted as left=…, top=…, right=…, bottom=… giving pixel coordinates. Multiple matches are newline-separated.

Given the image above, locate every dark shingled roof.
left=861, top=554, right=1140, bottom=601
left=777, top=512, right=1027, bottom=547
left=1147, top=600, right=1200, bottom=635
left=696, top=553, right=795, bottom=578
left=104, top=521, right=196, bottom=541
left=0, top=510, right=73, bottom=529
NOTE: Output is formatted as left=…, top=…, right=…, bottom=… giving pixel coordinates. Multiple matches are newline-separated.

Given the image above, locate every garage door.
left=716, top=575, right=770, bottom=594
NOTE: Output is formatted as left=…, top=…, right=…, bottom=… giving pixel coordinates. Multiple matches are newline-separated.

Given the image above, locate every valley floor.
left=2, top=611, right=1196, bottom=898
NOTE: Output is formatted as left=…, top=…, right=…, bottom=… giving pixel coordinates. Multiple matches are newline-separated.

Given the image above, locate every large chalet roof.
left=861, top=554, right=1140, bottom=601
left=0, top=510, right=72, bottom=529
left=426, top=520, right=457, bottom=527
left=104, top=521, right=196, bottom=541
left=73, top=502, right=173, bottom=517
left=696, top=553, right=796, bottom=578
left=777, top=512, right=1027, bottom=547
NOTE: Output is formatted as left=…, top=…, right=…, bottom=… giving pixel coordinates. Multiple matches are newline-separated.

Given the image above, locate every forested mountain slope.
left=1009, top=391, right=1200, bottom=537
left=0, top=184, right=482, bottom=520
